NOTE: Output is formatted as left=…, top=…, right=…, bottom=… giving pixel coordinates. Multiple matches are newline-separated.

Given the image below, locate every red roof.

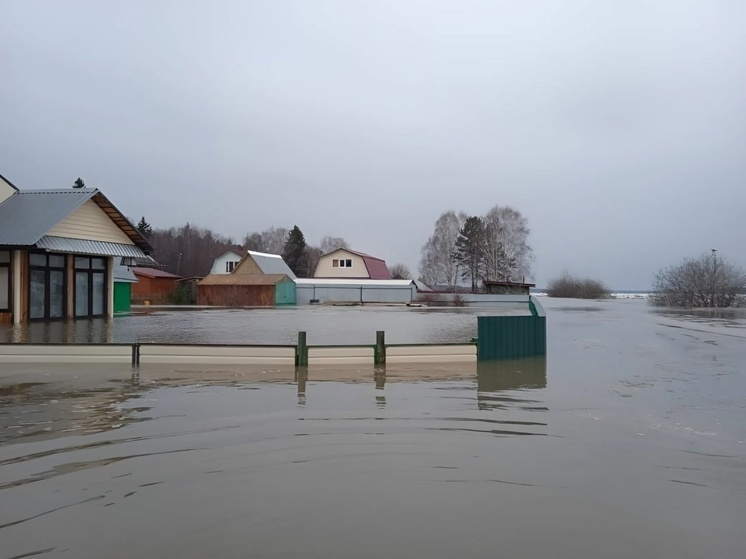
left=329, top=248, right=391, bottom=280
left=132, top=267, right=182, bottom=279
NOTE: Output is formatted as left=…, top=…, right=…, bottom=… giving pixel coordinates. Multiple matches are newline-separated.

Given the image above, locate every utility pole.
left=711, top=249, right=717, bottom=307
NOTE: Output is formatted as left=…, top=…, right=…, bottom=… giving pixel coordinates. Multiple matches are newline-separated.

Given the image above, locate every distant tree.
left=453, top=216, right=487, bottom=293
left=242, top=226, right=289, bottom=254
left=418, top=210, right=466, bottom=288
left=136, top=216, right=153, bottom=238
left=282, top=225, right=308, bottom=277
left=149, top=222, right=237, bottom=277
left=547, top=271, right=609, bottom=299
left=389, top=263, right=412, bottom=280
left=304, top=245, right=323, bottom=277
left=482, top=205, right=533, bottom=281
left=319, top=236, right=349, bottom=255
left=651, top=251, right=746, bottom=307
left=72, top=178, right=85, bottom=189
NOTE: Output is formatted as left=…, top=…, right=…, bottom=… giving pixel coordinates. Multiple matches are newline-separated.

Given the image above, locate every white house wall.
left=314, top=251, right=368, bottom=278
left=48, top=200, right=135, bottom=245
left=210, top=252, right=242, bottom=274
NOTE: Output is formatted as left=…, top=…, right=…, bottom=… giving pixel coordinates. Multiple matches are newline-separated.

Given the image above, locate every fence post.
left=374, top=330, right=386, bottom=365
left=296, top=331, right=308, bottom=367
left=131, top=343, right=140, bottom=368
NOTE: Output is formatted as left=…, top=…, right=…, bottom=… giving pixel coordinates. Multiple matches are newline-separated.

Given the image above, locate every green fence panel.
left=275, top=282, right=297, bottom=306
left=113, top=282, right=131, bottom=313
left=477, top=315, right=546, bottom=361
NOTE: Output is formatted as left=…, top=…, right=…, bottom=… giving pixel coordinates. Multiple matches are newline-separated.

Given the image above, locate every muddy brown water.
left=1, top=299, right=745, bottom=558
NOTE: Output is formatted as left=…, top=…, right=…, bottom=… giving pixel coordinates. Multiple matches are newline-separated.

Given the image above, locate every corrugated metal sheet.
left=198, top=274, right=288, bottom=286
left=113, top=264, right=138, bottom=283
left=296, top=281, right=416, bottom=304
left=248, top=251, right=297, bottom=279
left=477, top=315, right=546, bottom=360
left=36, top=236, right=147, bottom=258
left=0, top=190, right=96, bottom=245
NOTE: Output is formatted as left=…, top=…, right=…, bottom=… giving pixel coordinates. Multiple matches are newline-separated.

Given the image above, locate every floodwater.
left=1, top=298, right=745, bottom=558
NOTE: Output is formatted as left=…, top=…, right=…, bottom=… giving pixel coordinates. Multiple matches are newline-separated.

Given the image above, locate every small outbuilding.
left=197, top=274, right=295, bottom=307
left=131, top=267, right=182, bottom=304
left=482, top=280, right=536, bottom=295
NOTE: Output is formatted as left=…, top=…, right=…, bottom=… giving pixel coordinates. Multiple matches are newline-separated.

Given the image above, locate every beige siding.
left=48, top=200, right=134, bottom=244
left=0, top=176, right=16, bottom=204
left=314, top=250, right=368, bottom=278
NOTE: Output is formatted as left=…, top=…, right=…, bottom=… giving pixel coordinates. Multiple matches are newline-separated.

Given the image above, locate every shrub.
left=546, top=272, right=610, bottom=299
left=168, top=285, right=192, bottom=305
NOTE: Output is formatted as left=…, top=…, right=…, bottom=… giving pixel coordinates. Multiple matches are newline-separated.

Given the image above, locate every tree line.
left=418, top=205, right=533, bottom=291
left=134, top=218, right=359, bottom=279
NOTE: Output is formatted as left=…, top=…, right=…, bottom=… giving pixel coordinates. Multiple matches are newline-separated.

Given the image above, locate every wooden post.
left=296, top=331, right=308, bottom=367
left=374, top=330, right=386, bottom=365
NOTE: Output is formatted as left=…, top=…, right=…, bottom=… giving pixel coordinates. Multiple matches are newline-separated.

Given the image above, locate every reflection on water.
left=477, top=358, right=548, bottom=412
left=1, top=318, right=115, bottom=344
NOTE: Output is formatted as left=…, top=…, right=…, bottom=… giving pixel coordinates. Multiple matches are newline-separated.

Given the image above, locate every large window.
left=0, top=251, right=10, bottom=311
left=75, top=256, right=107, bottom=317
left=29, top=253, right=66, bottom=320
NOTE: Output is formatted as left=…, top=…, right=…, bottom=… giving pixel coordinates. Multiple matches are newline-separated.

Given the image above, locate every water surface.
left=1, top=298, right=744, bottom=558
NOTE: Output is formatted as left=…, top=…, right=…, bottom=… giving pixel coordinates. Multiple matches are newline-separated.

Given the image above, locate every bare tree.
left=389, top=263, right=412, bottom=280
left=242, top=227, right=289, bottom=254
left=651, top=251, right=746, bottom=307
left=418, top=211, right=466, bottom=288
left=482, top=205, right=533, bottom=281
left=319, top=236, right=349, bottom=255
left=150, top=223, right=237, bottom=277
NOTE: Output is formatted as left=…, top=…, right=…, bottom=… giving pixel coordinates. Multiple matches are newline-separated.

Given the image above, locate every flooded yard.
left=1, top=299, right=745, bottom=558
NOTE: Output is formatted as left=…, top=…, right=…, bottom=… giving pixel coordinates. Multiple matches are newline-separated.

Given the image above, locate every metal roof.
left=132, top=267, right=182, bottom=279
left=0, top=189, right=96, bottom=245
left=247, top=251, right=297, bottom=279
left=295, top=279, right=415, bottom=288
left=113, top=264, right=138, bottom=283
left=35, top=236, right=148, bottom=258
left=199, top=273, right=290, bottom=286
left=0, top=188, right=152, bottom=254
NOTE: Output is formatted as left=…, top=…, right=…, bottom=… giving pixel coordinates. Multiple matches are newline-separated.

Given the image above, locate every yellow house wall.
left=0, top=176, right=17, bottom=204
left=314, top=251, right=368, bottom=278
left=47, top=200, right=134, bottom=245
left=233, top=255, right=262, bottom=275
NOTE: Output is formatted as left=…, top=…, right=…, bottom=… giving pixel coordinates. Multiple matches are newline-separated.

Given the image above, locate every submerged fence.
left=0, top=297, right=546, bottom=366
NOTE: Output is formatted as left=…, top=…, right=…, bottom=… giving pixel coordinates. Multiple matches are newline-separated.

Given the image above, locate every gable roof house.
left=0, top=173, right=152, bottom=324
left=209, top=250, right=244, bottom=275
left=198, top=250, right=296, bottom=307
left=313, top=248, right=391, bottom=280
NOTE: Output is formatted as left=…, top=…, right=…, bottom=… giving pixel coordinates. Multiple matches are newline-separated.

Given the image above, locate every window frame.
left=0, top=251, right=10, bottom=311
left=28, top=251, right=67, bottom=320
left=74, top=256, right=108, bottom=318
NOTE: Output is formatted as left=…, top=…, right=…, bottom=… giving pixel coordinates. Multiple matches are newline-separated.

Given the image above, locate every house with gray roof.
left=0, top=173, right=152, bottom=323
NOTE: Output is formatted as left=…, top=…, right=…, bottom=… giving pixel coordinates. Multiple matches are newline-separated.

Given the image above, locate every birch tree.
left=418, top=211, right=466, bottom=288
left=482, top=205, right=533, bottom=281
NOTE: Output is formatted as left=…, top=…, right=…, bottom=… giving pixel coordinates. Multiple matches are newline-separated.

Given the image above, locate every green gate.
left=113, top=282, right=132, bottom=313
left=275, top=279, right=297, bottom=306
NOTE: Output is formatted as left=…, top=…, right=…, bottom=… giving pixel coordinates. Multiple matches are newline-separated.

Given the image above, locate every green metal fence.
left=477, top=296, right=546, bottom=360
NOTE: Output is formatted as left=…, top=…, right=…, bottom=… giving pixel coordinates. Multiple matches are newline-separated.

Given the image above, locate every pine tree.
left=72, top=178, right=85, bottom=189
left=453, top=216, right=487, bottom=292
left=282, top=225, right=307, bottom=277
left=137, top=216, right=153, bottom=238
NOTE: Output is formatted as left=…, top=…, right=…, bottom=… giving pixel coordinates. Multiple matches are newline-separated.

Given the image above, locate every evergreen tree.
left=72, top=178, right=85, bottom=189
left=282, top=225, right=307, bottom=277
left=453, top=216, right=487, bottom=292
left=137, top=216, right=153, bottom=238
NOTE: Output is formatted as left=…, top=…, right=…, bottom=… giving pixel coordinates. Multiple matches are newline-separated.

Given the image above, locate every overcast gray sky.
left=2, top=0, right=744, bottom=289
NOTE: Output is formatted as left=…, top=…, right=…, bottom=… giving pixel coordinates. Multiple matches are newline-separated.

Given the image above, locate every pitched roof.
left=113, top=264, right=138, bottom=283
left=199, top=274, right=289, bottom=286
left=323, top=248, right=392, bottom=280
left=246, top=250, right=297, bottom=279
left=132, top=267, right=181, bottom=279
left=0, top=188, right=152, bottom=254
